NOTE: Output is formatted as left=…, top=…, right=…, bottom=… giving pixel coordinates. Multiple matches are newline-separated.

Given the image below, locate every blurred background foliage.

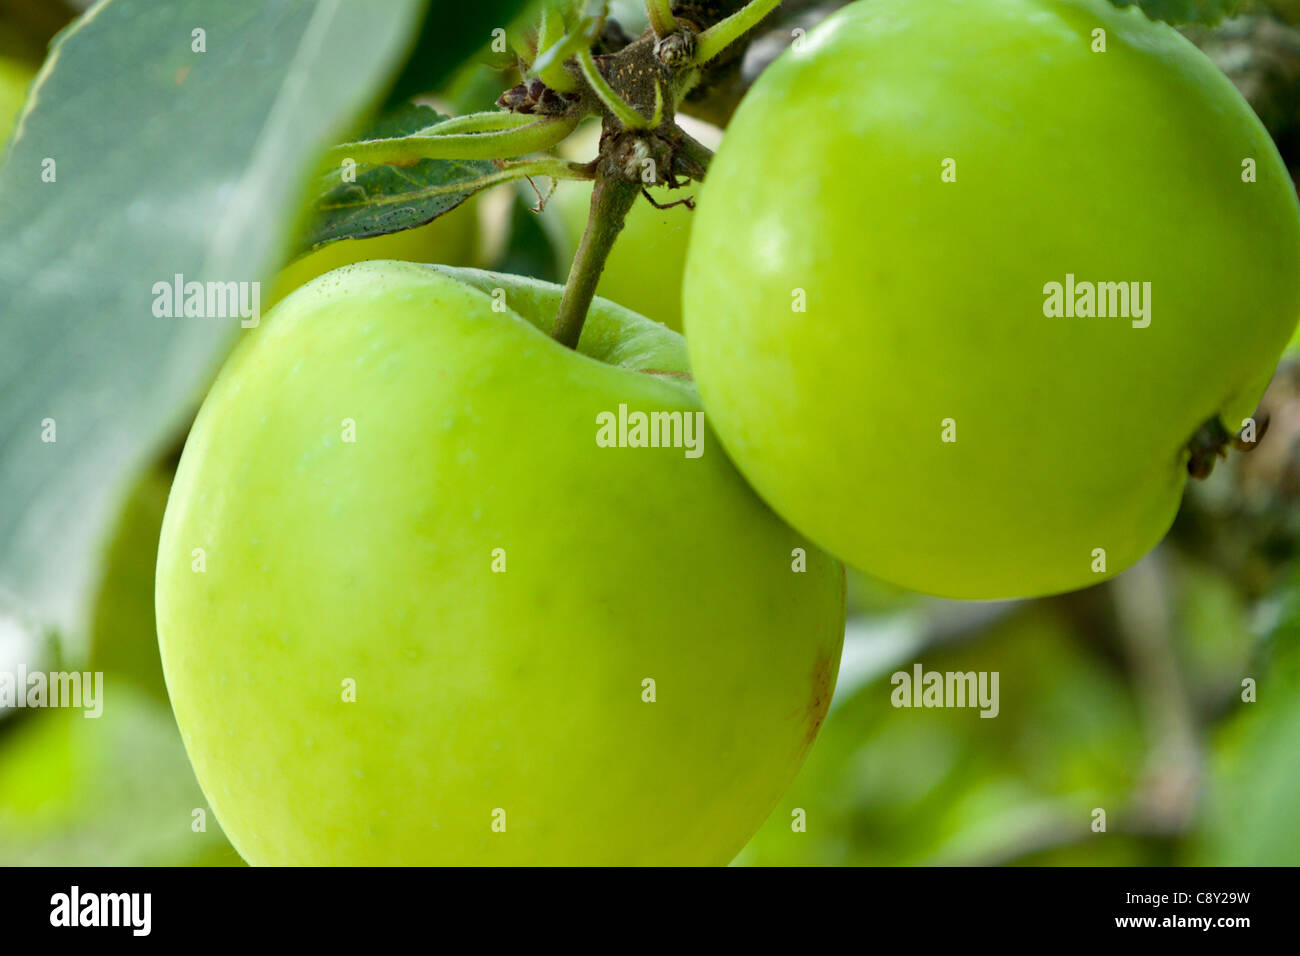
left=2, top=0, right=1299, bottom=866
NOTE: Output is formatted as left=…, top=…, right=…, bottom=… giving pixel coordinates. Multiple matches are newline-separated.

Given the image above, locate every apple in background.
left=89, top=461, right=173, bottom=701
left=684, top=0, right=1300, bottom=600
left=156, top=261, right=845, bottom=865
left=0, top=56, right=34, bottom=148
left=267, top=198, right=478, bottom=305
left=543, top=115, right=722, bottom=332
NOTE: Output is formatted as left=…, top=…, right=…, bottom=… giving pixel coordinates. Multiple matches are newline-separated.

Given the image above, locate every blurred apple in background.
left=0, top=57, right=34, bottom=147
left=89, top=460, right=173, bottom=701
left=268, top=198, right=479, bottom=305
left=541, top=116, right=722, bottom=332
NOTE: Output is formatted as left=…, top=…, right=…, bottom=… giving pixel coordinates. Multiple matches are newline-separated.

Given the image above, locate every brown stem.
left=552, top=171, right=641, bottom=349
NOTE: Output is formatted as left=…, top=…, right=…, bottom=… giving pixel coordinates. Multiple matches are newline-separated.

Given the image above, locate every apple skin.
left=155, top=261, right=845, bottom=866
left=683, top=0, right=1300, bottom=601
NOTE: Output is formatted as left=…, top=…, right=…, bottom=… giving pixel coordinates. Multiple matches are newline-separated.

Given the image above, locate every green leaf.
left=0, top=0, right=424, bottom=655
left=294, top=103, right=493, bottom=254
left=1191, top=582, right=1300, bottom=865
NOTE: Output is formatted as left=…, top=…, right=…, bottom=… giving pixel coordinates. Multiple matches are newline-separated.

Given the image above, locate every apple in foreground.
left=156, top=261, right=845, bottom=865
left=684, top=0, right=1300, bottom=599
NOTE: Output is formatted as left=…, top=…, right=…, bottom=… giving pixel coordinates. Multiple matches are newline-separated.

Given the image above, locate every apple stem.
left=552, top=170, right=641, bottom=349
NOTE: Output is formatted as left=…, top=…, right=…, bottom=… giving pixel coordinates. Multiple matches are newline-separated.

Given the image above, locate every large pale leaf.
left=0, top=0, right=424, bottom=655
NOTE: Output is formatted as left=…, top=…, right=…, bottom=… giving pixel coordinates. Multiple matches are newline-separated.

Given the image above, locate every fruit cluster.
left=154, top=0, right=1300, bottom=865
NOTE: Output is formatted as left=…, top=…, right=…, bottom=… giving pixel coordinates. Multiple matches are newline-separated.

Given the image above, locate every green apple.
left=156, top=261, right=845, bottom=865
left=545, top=117, right=721, bottom=332
left=0, top=56, right=34, bottom=147
left=89, top=460, right=174, bottom=701
left=268, top=199, right=478, bottom=305
left=684, top=0, right=1300, bottom=600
